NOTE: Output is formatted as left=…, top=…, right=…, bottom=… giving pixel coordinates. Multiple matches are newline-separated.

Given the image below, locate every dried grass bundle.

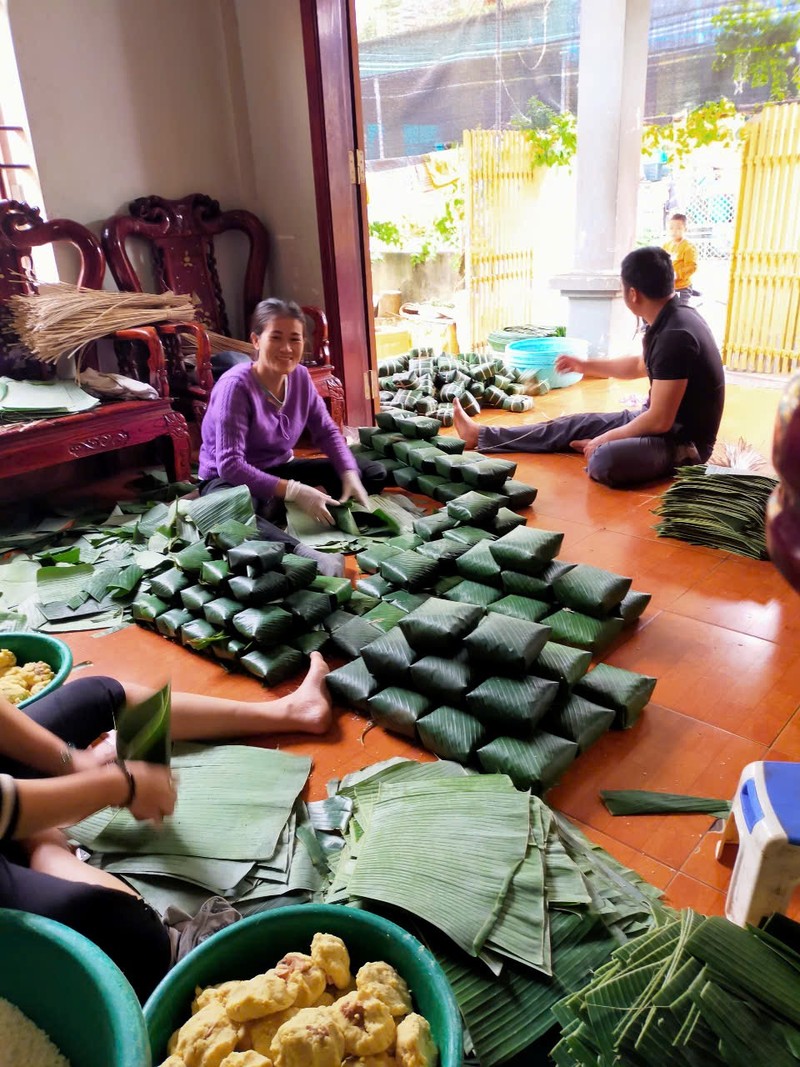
left=709, top=436, right=770, bottom=473
left=180, top=329, right=253, bottom=357
left=9, top=283, right=197, bottom=363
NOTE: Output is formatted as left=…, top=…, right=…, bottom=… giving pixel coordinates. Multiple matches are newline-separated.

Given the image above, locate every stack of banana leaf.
left=375, top=349, right=545, bottom=424
left=654, top=464, right=778, bottom=559
left=552, top=909, right=800, bottom=1067
left=321, top=756, right=665, bottom=1066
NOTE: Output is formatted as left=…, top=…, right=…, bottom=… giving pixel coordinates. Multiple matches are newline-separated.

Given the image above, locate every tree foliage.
left=642, top=98, right=741, bottom=164
left=511, top=97, right=577, bottom=168
left=712, top=2, right=800, bottom=101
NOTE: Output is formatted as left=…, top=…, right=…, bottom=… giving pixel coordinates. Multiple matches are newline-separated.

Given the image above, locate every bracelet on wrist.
left=58, top=745, right=74, bottom=775
left=114, top=759, right=137, bottom=808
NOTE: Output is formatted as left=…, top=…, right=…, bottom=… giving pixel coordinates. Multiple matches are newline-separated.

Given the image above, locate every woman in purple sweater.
left=199, top=298, right=386, bottom=572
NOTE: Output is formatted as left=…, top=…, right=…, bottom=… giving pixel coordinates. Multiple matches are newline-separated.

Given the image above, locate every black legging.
left=200, top=455, right=388, bottom=545
left=0, top=677, right=172, bottom=1002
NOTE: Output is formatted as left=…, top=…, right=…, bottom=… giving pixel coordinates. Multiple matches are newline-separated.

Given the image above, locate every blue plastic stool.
left=718, top=761, right=800, bottom=926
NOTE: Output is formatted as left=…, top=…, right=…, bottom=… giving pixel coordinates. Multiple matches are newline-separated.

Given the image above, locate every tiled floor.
left=59, top=373, right=798, bottom=919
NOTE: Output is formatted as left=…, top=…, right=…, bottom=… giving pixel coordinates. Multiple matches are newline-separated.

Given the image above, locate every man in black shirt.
left=453, top=246, right=725, bottom=488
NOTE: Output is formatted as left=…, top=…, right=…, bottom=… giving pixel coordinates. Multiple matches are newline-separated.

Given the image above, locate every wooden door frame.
left=300, top=0, right=376, bottom=427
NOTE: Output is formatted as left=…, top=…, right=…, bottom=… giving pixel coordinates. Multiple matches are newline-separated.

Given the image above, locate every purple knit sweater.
left=198, top=362, right=357, bottom=502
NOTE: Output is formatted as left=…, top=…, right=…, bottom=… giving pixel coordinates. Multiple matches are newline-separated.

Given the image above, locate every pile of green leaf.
left=321, top=757, right=664, bottom=1066
left=654, top=464, right=778, bottom=559
left=376, top=349, right=543, bottom=423
left=553, top=909, right=800, bottom=1066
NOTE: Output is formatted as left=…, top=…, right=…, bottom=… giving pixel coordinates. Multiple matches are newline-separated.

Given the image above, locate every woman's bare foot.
left=263, top=652, right=332, bottom=735
left=452, top=396, right=480, bottom=450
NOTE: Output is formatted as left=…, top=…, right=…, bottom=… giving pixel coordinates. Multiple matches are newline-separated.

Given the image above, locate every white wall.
left=7, top=0, right=324, bottom=330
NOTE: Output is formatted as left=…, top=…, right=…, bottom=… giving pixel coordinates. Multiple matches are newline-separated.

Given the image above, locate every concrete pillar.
left=551, top=0, right=651, bottom=355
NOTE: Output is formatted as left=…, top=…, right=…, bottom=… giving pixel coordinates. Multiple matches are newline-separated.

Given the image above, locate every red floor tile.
left=569, top=819, right=676, bottom=891
left=664, top=873, right=727, bottom=916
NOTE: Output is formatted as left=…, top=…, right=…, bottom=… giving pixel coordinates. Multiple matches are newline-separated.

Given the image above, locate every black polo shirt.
left=643, top=299, right=725, bottom=460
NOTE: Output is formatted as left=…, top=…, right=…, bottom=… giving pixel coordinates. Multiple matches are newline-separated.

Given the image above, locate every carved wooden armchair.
left=0, top=199, right=190, bottom=481
left=101, top=193, right=345, bottom=426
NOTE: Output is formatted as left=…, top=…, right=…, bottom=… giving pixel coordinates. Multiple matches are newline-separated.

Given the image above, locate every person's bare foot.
left=277, top=652, right=332, bottom=734
left=452, top=396, right=480, bottom=450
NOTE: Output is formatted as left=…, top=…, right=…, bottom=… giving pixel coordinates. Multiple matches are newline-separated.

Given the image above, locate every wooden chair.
left=101, top=193, right=345, bottom=426
left=0, top=199, right=190, bottom=481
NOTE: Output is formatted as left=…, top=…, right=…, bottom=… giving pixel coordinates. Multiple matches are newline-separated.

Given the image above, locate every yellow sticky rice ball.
left=0, top=648, right=17, bottom=670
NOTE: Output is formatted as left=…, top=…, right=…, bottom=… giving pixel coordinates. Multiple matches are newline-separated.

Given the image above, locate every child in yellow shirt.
left=663, top=213, right=698, bottom=302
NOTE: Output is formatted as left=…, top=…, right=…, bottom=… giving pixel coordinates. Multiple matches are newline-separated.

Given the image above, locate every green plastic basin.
left=145, top=904, right=463, bottom=1065
left=0, top=908, right=151, bottom=1066
left=0, top=631, right=72, bottom=709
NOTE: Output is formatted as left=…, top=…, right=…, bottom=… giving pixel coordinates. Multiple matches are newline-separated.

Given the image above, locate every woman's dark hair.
left=620, top=246, right=675, bottom=300
left=250, top=298, right=306, bottom=337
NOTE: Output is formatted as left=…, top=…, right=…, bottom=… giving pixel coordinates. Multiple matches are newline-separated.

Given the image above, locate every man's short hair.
left=620, top=246, right=675, bottom=299
left=670, top=212, right=687, bottom=224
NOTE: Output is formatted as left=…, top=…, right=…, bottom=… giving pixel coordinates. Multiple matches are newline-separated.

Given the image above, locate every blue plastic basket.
left=505, top=337, right=588, bottom=389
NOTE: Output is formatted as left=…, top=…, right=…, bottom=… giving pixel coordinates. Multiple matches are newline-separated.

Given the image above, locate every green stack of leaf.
left=552, top=908, right=800, bottom=1067
left=353, top=410, right=540, bottom=509
left=375, top=348, right=544, bottom=425
left=654, top=464, right=778, bottom=559
left=328, top=497, right=656, bottom=792
left=322, top=757, right=664, bottom=1066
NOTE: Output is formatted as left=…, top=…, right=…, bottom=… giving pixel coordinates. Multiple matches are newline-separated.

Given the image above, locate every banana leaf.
left=501, top=570, right=550, bottom=597
left=434, top=481, right=467, bottom=503
left=240, top=645, right=304, bottom=685
left=442, top=525, right=496, bottom=547
left=552, top=563, right=632, bottom=618
left=543, top=609, right=625, bottom=654
left=410, top=654, right=473, bottom=704
left=617, top=589, right=652, bottom=624
left=497, top=479, right=539, bottom=509
left=447, top=491, right=501, bottom=525
left=489, top=594, right=551, bottom=624
left=283, top=589, right=332, bottom=627
left=180, top=618, right=225, bottom=651
left=409, top=446, right=447, bottom=474
left=374, top=410, right=401, bottom=430
left=398, top=596, right=483, bottom=654
left=180, top=584, right=216, bottom=613
left=478, top=731, right=578, bottom=792
left=379, top=549, right=439, bottom=590
left=292, top=629, right=329, bottom=656
left=326, top=657, right=378, bottom=712
left=310, top=575, right=352, bottom=605
left=444, top=579, right=502, bottom=607
left=600, top=790, right=731, bottom=817
left=347, top=590, right=381, bottom=615
left=371, top=431, right=405, bottom=456
left=368, top=687, right=431, bottom=738
left=155, top=607, right=194, bottom=638
left=226, top=539, right=286, bottom=576
left=546, top=695, right=615, bottom=753
left=417, top=705, right=487, bottom=762
left=202, top=597, right=241, bottom=628
left=492, top=508, right=527, bottom=536
left=358, top=425, right=379, bottom=445
left=149, top=567, right=190, bottom=601
left=280, top=552, right=318, bottom=589
left=330, top=616, right=384, bottom=658
left=172, top=542, right=213, bottom=575
left=206, top=519, right=258, bottom=551
left=391, top=466, right=419, bottom=491
left=228, top=571, right=290, bottom=606
left=362, top=601, right=405, bottom=633
left=417, top=473, right=447, bottom=497
left=211, top=637, right=248, bottom=662
left=464, top=614, right=551, bottom=674
left=386, top=532, right=423, bottom=550
left=456, top=540, right=503, bottom=585
left=383, top=589, right=429, bottom=614
left=434, top=451, right=485, bottom=480
left=184, top=485, right=255, bottom=538
left=574, top=663, right=657, bottom=728
left=200, top=559, right=231, bottom=588
left=398, top=415, right=441, bottom=439
left=533, top=641, right=592, bottom=697
left=329, top=501, right=401, bottom=538
left=356, top=542, right=401, bottom=573
left=362, top=626, right=418, bottom=685
left=412, top=510, right=458, bottom=541
left=467, top=675, right=559, bottom=736
left=323, top=608, right=354, bottom=632
left=489, top=527, right=564, bottom=574
left=462, top=458, right=518, bottom=490
left=232, top=605, right=294, bottom=644
left=356, top=574, right=395, bottom=599
left=433, top=575, right=463, bottom=596
left=392, top=438, right=435, bottom=464
left=132, top=593, right=168, bottom=625
left=416, top=537, right=470, bottom=569
left=116, top=680, right=171, bottom=765
left=434, top=436, right=466, bottom=455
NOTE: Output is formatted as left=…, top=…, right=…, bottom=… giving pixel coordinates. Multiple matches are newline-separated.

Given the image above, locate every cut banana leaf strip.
left=443, top=579, right=502, bottom=608
left=477, top=732, right=578, bottom=792
left=574, top=663, right=657, bottom=728
left=240, top=645, right=304, bottom=685
left=326, top=657, right=378, bottom=712
left=368, top=687, right=431, bottom=738
left=551, top=563, right=632, bottom=617
left=409, top=654, right=473, bottom=704
left=467, top=676, right=559, bottom=736
left=488, top=594, right=551, bottom=624
left=543, top=608, right=624, bottom=654
left=36, top=563, right=97, bottom=603
left=464, top=614, right=552, bottom=674
left=485, top=844, right=550, bottom=973
left=490, top=527, right=564, bottom=574
left=545, top=695, right=615, bottom=753
left=417, top=705, right=487, bottom=762
left=107, top=563, right=144, bottom=598
left=544, top=827, right=592, bottom=906
left=329, top=616, right=384, bottom=659
left=399, top=596, right=483, bottom=654
left=185, top=486, right=255, bottom=537
left=600, top=790, right=732, bottom=818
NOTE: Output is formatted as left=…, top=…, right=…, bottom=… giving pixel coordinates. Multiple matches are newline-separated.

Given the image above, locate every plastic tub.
left=0, top=631, right=73, bottom=708
left=0, top=908, right=151, bottom=1067
left=145, top=904, right=463, bottom=1066
left=505, top=337, right=589, bottom=389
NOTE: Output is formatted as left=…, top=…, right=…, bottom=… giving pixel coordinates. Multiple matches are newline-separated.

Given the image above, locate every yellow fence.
left=463, top=130, right=540, bottom=351
left=724, top=102, right=800, bottom=375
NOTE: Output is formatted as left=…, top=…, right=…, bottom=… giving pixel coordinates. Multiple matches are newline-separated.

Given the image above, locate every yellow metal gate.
left=463, top=130, right=540, bottom=351
left=724, top=102, right=800, bottom=375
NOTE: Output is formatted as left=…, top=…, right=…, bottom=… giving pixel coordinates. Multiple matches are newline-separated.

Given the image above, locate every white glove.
left=285, top=480, right=337, bottom=526
left=339, top=469, right=370, bottom=507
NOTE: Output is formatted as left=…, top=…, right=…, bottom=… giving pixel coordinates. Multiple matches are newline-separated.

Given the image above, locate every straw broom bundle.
left=180, top=329, right=253, bottom=357
left=9, top=283, right=198, bottom=363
